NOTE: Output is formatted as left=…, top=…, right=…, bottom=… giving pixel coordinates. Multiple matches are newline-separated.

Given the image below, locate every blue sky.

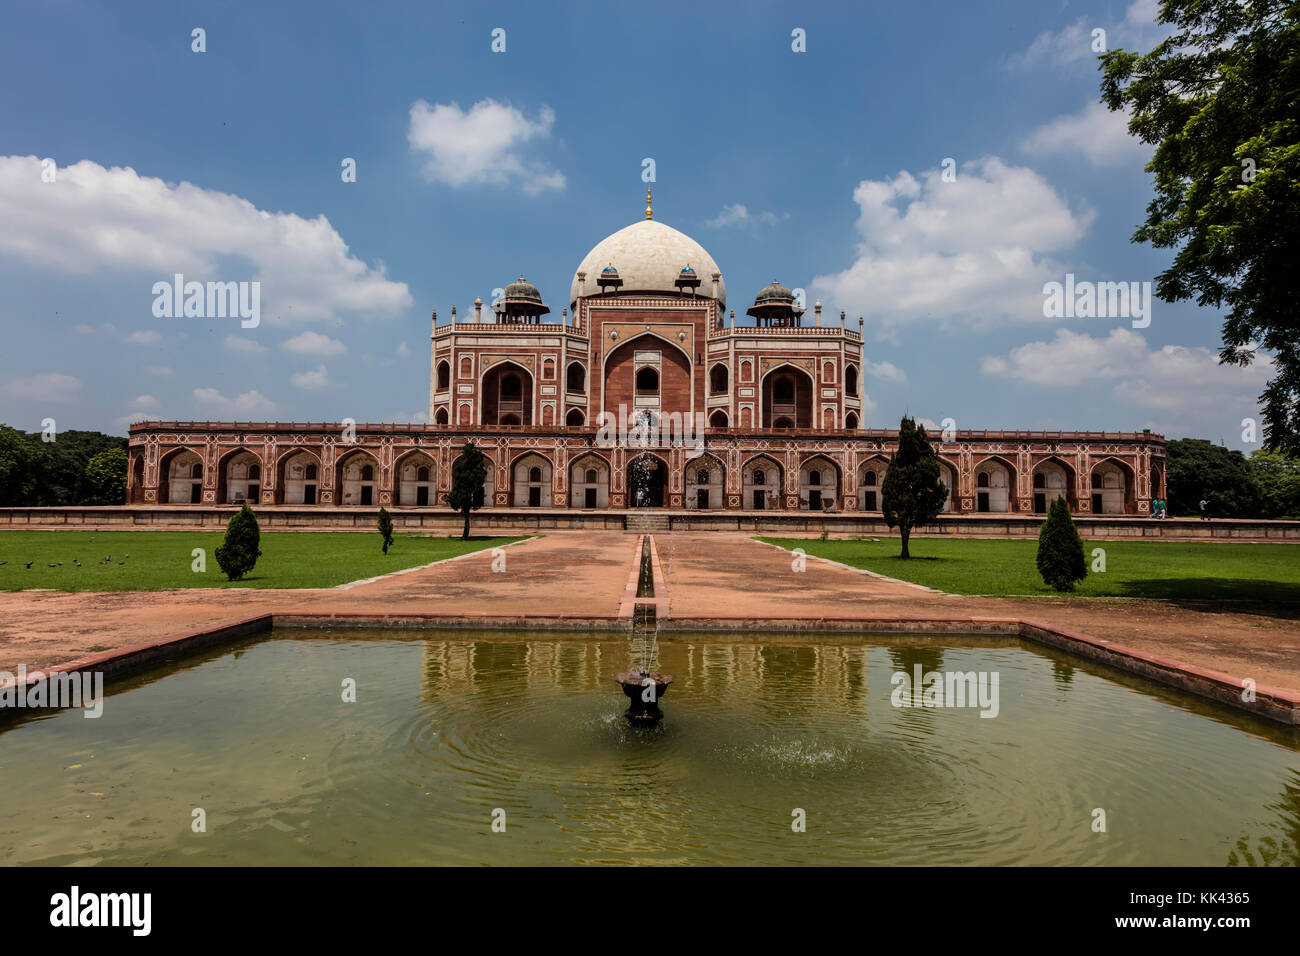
left=0, top=0, right=1272, bottom=448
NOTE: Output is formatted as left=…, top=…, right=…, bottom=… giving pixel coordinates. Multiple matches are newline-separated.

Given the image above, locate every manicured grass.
left=0, top=531, right=523, bottom=591
left=758, top=536, right=1300, bottom=602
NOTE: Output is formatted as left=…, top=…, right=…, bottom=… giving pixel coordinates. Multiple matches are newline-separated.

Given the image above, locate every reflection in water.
left=1227, top=769, right=1300, bottom=866
left=0, top=629, right=1295, bottom=866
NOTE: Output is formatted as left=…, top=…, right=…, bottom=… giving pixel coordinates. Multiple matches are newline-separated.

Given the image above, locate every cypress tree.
left=881, top=416, right=948, bottom=559
left=377, top=506, right=394, bottom=554
left=445, top=441, right=487, bottom=541
left=214, top=502, right=262, bottom=581
left=1036, top=496, right=1087, bottom=591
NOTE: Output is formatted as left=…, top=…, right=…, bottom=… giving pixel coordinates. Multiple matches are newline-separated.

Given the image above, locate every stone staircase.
left=625, top=512, right=671, bottom=532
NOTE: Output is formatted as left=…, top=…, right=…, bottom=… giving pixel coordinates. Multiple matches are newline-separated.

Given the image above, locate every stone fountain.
left=615, top=670, right=673, bottom=724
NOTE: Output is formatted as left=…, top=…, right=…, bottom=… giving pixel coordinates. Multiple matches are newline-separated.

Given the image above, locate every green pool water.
left=0, top=630, right=1296, bottom=866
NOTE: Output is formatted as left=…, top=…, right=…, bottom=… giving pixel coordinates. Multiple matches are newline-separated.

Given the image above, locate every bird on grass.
left=25, top=562, right=33, bottom=569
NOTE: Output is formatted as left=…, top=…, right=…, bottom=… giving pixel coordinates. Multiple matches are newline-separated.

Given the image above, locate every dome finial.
left=645, top=188, right=653, bottom=220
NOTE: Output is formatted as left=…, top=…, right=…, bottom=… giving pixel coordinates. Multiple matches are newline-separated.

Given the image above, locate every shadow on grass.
left=1114, top=577, right=1300, bottom=613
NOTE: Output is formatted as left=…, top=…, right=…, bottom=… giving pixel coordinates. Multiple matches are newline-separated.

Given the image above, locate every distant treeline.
left=1166, top=439, right=1299, bottom=519
left=0, top=425, right=127, bottom=506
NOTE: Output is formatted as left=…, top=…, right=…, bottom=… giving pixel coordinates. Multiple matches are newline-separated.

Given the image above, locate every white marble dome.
left=569, top=219, right=726, bottom=312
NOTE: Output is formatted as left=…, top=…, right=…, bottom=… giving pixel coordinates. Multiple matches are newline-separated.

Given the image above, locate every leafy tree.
left=1037, top=497, right=1088, bottom=592
left=1250, top=448, right=1300, bottom=518
left=83, top=447, right=127, bottom=505
left=1100, top=1, right=1300, bottom=453
left=214, top=503, right=262, bottom=581
left=1165, top=438, right=1261, bottom=516
left=377, top=506, right=394, bottom=554
left=0, top=426, right=48, bottom=505
left=445, top=441, right=487, bottom=541
left=881, top=416, right=948, bottom=559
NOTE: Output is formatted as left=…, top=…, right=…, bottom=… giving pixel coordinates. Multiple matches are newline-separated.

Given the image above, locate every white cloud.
left=705, top=203, right=789, bottom=228
left=3, top=372, right=82, bottom=404
left=124, top=329, right=161, bottom=345
left=980, top=328, right=1272, bottom=412
left=290, top=364, right=333, bottom=389
left=192, top=387, right=277, bottom=418
left=126, top=394, right=160, bottom=411
left=0, top=155, right=412, bottom=325
left=145, top=365, right=174, bottom=376
left=866, top=360, right=907, bottom=384
left=396, top=341, right=410, bottom=359
left=407, top=99, right=565, bottom=194
left=74, top=322, right=115, bottom=335
left=1006, top=0, right=1169, bottom=70
left=811, top=157, right=1093, bottom=328
left=1021, top=101, right=1149, bottom=167
left=281, top=330, right=346, bottom=357
left=223, top=335, right=268, bottom=355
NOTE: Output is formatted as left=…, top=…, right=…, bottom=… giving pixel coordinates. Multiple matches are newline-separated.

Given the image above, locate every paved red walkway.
left=1, top=531, right=1297, bottom=694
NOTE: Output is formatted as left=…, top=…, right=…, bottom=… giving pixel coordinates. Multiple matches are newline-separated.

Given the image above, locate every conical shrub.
left=1036, top=497, right=1087, bottom=592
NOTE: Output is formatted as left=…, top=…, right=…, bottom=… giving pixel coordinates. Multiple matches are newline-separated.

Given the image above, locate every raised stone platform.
left=1, top=506, right=1298, bottom=540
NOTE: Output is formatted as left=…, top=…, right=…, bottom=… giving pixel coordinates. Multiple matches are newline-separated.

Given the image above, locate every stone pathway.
left=1, top=530, right=1297, bottom=695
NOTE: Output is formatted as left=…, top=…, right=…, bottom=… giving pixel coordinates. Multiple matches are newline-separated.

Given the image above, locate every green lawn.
left=758, top=536, right=1300, bottom=602
left=0, top=531, right=522, bottom=591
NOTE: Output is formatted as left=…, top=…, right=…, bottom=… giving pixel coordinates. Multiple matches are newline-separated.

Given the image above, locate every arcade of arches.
left=129, top=428, right=1165, bottom=515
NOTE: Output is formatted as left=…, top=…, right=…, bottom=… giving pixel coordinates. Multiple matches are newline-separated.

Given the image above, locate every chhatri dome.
left=569, top=189, right=726, bottom=312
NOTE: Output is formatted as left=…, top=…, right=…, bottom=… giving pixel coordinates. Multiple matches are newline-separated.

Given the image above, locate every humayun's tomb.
left=125, top=193, right=1167, bottom=524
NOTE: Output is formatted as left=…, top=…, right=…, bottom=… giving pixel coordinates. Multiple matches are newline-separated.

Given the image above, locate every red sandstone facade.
left=126, top=203, right=1167, bottom=516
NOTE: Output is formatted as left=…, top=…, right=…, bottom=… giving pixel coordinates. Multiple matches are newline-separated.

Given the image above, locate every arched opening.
left=277, top=450, right=321, bottom=505
left=845, top=365, right=859, bottom=396
left=743, top=456, right=784, bottom=511
left=635, top=366, right=659, bottom=396
left=937, top=460, right=957, bottom=513
left=396, top=451, right=437, bottom=506
left=1090, top=458, right=1134, bottom=514
left=159, top=449, right=204, bottom=504
left=858, top=459, right=886, bottom=511
left=220, top=449, right=263, bottom=505
left=973, top=457, right=1014, bottom=513
left=565, top=408, right=585, bottom=427
left=761, top=365, right=814, bottom=428
left=627, top=453, right=667, bottom=508
left=337, top=451, right=379, bottom=506
left=129, top=452, right=145, bottom=503
left=482, top=361, right=534, bottom=425
left=566, top=362, right=586, bottom=393
left=451, top=449, right=495, bottom=507
left=569, top=454, right=609, bottom=509
left=604, top=334, right=693, bottom=420
left=512, top=453, right=552, bottom=507
left=436, top=361, right=450, bottom=391
left=800, top=456, right=840, bottom=511
left=1031, top=458, right=1076, bottom=513
left=844, top=411, right=859, bottom=430
left=684, top=454, right=725, bottom=510
left=434, top=407, right=449, bottom=425
left=709, top=363, right=729, bottom=394
left=709, top=409, right=729, bottom=429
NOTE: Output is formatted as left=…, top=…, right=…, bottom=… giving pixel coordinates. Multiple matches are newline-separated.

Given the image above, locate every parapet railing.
left=128, top=422, right=1165, bottom=442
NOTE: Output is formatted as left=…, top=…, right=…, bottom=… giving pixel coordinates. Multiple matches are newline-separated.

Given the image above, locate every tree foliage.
left=377, top=506, right=394, bottom=554
left=1250, top=449, right=1300, bottom=518
left=214, top=503, right=262, bottom=581
left=1037, top=497, right=1088, bottom=592
left=881, top=416, right=948, bottom=559
left=1165, top=438, right=1261, bottom=516
left=1100, top=1, right=1300, bottom=453
left=0, top=425, right=127, bottom=505
left=84, top=447, right=127, bottom=505
left=445, top=441, right=487, bottom=541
